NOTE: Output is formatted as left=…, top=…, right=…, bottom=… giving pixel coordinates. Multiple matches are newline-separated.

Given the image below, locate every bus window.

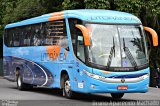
left=4, top=20, right=68, bottom=49
left=45, top=20, right=68, bottom=50
left=23, top=26, right=31, bottom=46
left=57, top=36, right=68, bottom=50
left=31, top=24, right=41, bottom=46
left=40, top=23, right=46, bottom=46
left=4, top=29, right=13, bottom=47
left=13, top=28, right=20, bottom=47
left=77, top=35, right=85, bottom=62
left=68, top=18, right=85, bottom=62
left=19, top=27, right=25, bottom=46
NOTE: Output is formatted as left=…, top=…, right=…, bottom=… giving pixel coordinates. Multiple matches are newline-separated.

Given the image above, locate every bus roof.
left=5, top=9, right=141, bottom=29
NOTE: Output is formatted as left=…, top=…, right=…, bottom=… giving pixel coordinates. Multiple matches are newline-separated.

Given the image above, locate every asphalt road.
left=0, top=78, right=160, bottom=106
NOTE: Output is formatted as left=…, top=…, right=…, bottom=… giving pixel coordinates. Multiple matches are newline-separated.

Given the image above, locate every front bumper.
left=84, top=76, right=149, bottom=93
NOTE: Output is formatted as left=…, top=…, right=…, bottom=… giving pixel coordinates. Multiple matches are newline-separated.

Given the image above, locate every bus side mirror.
left=144, top=27, right=158, bottom=46
left=75, top=24, right=91, bottom=46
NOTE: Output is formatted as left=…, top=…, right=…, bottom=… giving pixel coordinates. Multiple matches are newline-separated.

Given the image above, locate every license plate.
left=117, top=86, right=128, bottom=90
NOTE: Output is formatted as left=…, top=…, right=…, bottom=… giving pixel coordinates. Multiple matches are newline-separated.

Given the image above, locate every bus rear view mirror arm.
left=75, top=24, right=91, bottom=46
left=144, top=27, right=158, bottom=46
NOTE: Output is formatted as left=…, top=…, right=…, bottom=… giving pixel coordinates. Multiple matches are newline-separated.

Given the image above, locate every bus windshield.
left=86, top=24, right=148, bottom=68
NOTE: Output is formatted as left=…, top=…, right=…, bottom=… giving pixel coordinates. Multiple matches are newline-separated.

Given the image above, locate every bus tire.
left=63, top=74, right=74, bottom=98
left=111, top=93, right=124, bottom=99
left=17, top=73, right=29, bottom=90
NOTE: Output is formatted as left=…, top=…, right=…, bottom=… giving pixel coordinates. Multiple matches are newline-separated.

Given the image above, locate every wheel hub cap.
left=18, top=76, right=21, bottom=87
left=65, top=80, right=70, bottom=93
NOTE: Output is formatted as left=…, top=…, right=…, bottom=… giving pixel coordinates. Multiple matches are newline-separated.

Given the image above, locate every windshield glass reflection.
left=86, top=24, right=148, bottom=68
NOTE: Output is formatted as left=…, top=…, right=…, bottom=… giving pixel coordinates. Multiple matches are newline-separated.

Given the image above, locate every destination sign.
left=88, top=16, right=140, bottom=23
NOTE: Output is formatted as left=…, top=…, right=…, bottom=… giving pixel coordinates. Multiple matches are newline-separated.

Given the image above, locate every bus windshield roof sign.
left=89, top=16, right=140, bottom=23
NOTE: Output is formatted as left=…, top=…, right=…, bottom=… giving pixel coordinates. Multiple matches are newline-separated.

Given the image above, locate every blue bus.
left=3, top=9, right=158, bottom=99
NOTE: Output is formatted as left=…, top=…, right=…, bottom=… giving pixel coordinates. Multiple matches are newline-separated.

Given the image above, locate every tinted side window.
left=44, top=20, right=68, bottom=49
left=23, top=26, right=31, bottom=46
left=4, top=19, right=68, bottom=48
left=4, top=28, right=14, bottom=47
left=68, top=18, right=85, bottom=62
left=68, top=19, right=82, bottom=55
left=31, top=24, right=41, bottom=46
left=4, top=29, right=10, bottom=46
left=77, top=35, right=85, bottom=62
left=13, top=27, right=20, bottom=47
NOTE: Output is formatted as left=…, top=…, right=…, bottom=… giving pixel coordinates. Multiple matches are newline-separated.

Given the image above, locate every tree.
left=1, top=0, right=18, bottom=24
left=40, top=0, right=64, bottom=13
left=12, top=0, right=46, bottom=22
left=0, top=0, right=3, bottom=37
left=85, top=0, right=110, bottom=9
left=1, top=0, right=67, bottom=24
left=62, top=0, right=85, bottom=9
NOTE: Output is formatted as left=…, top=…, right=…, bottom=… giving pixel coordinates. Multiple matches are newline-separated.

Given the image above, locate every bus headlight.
left=83, top=70, right=105, bottom=80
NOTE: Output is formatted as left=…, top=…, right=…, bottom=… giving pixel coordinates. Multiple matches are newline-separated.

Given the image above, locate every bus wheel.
left=111, top=93, right=124, bottom=99
left=17, top=74, right=28, bottom=90
left=63, top=75, right=73, bottom=98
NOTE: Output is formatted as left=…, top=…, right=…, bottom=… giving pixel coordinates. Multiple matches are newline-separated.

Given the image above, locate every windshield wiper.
left=123, top=38, right=137, bottom=67
left=107, top=37, right=115, bottom=67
